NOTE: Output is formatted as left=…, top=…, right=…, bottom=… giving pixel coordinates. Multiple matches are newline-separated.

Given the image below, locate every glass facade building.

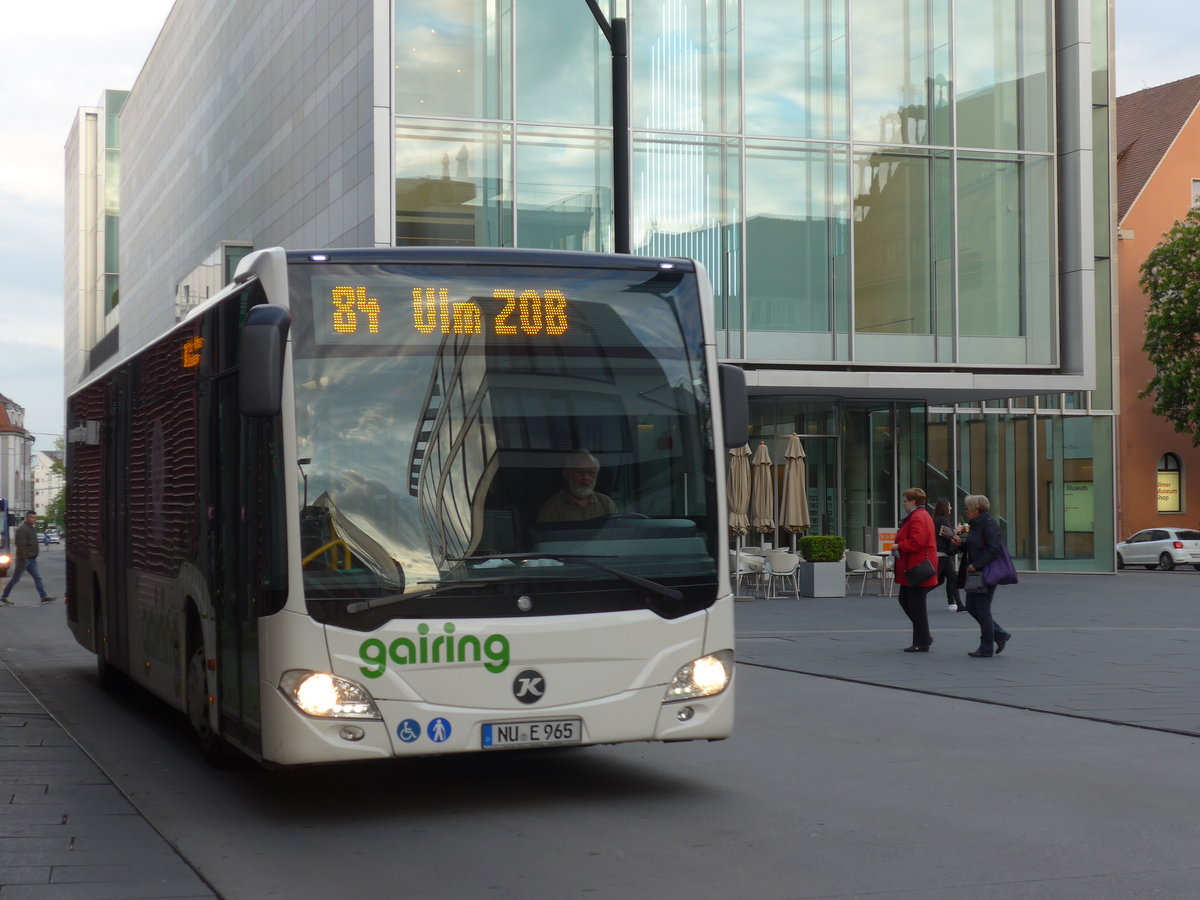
left=64, top=89, right=129, bottom=389
left=69, top=0, right=1115, bottom=572
left=390, top=0, right=1115, bottom=571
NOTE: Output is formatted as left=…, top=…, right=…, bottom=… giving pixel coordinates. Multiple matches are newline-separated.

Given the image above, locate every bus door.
left=102, top=370, right=132, bottom=671
left=212, top=372, right=263, bottom=755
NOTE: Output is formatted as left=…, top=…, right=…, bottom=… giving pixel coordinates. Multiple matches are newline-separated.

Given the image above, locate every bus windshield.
left=289, top=260, right=718, bottom=625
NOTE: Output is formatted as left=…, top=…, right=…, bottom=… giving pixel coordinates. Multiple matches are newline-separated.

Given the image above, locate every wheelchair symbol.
left=397, top=719, right=421, bottom=743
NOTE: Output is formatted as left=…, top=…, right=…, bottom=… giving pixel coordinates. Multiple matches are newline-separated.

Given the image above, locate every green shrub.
left=798, top=535, right=846, bottom=563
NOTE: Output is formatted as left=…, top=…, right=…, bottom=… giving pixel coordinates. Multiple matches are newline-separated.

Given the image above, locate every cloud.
left=0, top=342, right=65, bottom=446
left=1114, top=0, right=1197, bottom=94
left=0, top=2, right=171, bottom=448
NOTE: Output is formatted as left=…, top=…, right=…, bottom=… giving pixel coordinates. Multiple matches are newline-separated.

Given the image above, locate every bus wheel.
left=96, top=649, right=115, bottom=691
left=94, top=600, right=115, bottom=691
left=186, top=645, right=231, bottom=767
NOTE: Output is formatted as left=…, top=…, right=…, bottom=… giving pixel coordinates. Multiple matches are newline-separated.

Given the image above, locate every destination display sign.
left=314, top=279, right=571, bottom=344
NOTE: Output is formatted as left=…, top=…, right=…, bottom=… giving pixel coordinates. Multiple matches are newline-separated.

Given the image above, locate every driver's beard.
left=565, top=485, right=594, bottom=500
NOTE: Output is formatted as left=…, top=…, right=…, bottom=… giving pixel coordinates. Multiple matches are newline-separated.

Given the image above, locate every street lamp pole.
left=585, top=1, right=630, bottom=254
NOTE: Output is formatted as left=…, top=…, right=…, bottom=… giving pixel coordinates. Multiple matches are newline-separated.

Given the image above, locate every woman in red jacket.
left=893, top=487, right=939, bottom=652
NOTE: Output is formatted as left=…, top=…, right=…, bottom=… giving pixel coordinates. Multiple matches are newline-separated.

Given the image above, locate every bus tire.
left=94, top=595, right=116, bottom=692
left=186, top=643, right=233, bottom=767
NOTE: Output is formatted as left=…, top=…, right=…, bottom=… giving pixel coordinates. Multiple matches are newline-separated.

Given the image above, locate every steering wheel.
left=605, top=512, right=648, bottom=520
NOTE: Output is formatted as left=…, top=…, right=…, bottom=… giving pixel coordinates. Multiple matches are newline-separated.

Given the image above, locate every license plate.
left=481, top=718, right=582, bottom=749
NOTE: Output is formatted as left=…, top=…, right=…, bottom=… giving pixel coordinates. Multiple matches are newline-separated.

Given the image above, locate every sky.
left=0, top=0, right=1195, bottom=452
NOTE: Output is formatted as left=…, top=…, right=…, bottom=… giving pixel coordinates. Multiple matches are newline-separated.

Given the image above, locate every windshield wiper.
left=347, top=553, right=685, bottom=614
left=346, top=578, right=501, bottom=615
left=458, top=553, right=684, bottom=603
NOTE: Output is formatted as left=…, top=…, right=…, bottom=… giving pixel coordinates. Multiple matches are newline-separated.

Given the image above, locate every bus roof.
left=282, top=246, right=698, bottom=272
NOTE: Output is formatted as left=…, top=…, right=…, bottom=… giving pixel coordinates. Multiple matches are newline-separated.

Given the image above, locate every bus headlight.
left=279, top=670, right=381, bottom=719
left=664, top=650, right=734, bottom=702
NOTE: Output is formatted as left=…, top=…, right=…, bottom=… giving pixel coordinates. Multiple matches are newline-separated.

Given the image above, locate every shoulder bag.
left=963, top=571, right=986, bottom=592
left=904, top=558, right=936, bottom=585
left=982, top=544, right=1018, bottom=586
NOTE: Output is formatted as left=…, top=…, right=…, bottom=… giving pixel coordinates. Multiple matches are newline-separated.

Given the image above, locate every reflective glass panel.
left=104, top=215, right=119, bottom=274
left=632, top=0, right=740, bottom=135
left=395, top=0, right=511, bottom=119
left=957, top=412, right=1035, bottom=561
left=1092, top=106, right=1111, bottom=257
left=851, top=0, right=951, bottom=145
left=516, top=127, right=610, bottom=251
left=926, top=412, right=953, bottom=510
left=841, top=404, right=895, bottom=537
left=744, top=0, right=848, bottom=139
left=104, top=274, right=119, bottom=313
left=105, top=149, right=120, bottom=212
left=395, top=120, right=511, bottom=248
left=957, top=152, right=1055, bottom=353
left=1091, top=0, right=1109, bottom=104
left=853, top=148, right=951, bottom=340
left=745, top=140, right=850, bottom=358
left=1035, top=415, right=1109, bottom=565
left=955, top=0, right=1053, bottom=151
left=633, top=135, right=740, bottom=334
left=103, top=90, right=126, bottom=146
left=516, top=0, right=609, bottom=125
left=1091, top=260, right=1113, bottom=409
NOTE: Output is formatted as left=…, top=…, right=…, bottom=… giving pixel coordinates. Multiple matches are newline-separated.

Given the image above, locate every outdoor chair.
left=845, top=550, right=886, bottom=596
left=762, top=550, right=800, bottom=599
left=730, top=550, right=765, bottom=597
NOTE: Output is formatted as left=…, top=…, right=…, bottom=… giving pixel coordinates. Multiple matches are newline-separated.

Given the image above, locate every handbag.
left=904, top=558, right=936, bottom=584
left=963, top=571, right=986, bottom=592
left=982, top=544, right=1019, bottom=586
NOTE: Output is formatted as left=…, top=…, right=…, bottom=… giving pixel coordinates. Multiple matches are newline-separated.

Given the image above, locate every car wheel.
left=1116, top=553, right=1124, bottom=570
left=1193, top=564, right=1200, bottom=572
left=1159, top=552, right=1175, bottom=571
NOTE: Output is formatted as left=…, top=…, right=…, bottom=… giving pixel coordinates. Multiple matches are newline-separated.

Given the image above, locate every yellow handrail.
left=302, top=538, right=352, bottom=571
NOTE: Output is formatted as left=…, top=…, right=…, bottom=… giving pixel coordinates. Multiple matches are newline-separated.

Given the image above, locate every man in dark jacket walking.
left=1, top=511, right=56, bottom=605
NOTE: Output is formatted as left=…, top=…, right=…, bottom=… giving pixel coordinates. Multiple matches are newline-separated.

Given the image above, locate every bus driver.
left=535, top=450, right=617, bottom=523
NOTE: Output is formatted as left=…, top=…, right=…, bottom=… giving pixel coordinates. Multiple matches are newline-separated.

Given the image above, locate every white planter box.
left=799, top=561, right=845, bottom=598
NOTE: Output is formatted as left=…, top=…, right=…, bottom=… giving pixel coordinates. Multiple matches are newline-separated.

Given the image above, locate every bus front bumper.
left=259, top=673, right=734, bottom=766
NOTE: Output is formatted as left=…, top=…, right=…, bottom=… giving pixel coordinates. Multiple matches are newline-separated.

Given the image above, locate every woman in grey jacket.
left=952, top=494, right=1011, bottom=658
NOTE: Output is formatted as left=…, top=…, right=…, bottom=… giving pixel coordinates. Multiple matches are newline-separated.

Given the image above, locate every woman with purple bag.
left=951, top=494, right=1012, bottom=658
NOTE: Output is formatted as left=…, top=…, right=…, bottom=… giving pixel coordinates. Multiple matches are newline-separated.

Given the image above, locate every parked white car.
left=1116, top=528, right=1200, bottom=571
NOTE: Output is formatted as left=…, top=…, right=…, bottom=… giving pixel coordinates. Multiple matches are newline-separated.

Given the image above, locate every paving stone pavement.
left=0, top=664, right=217, bottom=900
left=735, top=569, right=1200, bottom=737
left=1, top=563, right=1195, bottom=898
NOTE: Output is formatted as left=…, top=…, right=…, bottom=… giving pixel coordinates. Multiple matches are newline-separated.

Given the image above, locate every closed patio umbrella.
left=750, top=441, right=776, bottom=541
left=727, top=444, right=751, bottom=537
left=780, top=433, right=810, bottom=549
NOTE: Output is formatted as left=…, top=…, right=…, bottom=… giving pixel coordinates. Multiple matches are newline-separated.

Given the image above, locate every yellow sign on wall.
left=1157, top=472, right=1181, bottom=512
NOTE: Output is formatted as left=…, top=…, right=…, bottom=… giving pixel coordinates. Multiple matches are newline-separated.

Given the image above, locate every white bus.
left=65, top=247, right=747, bottom=766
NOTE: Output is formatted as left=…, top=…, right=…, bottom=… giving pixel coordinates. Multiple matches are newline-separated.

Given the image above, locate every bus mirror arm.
left=239, top=305, right=292, bottom=416
left=718, top=364, right=749, bottom=449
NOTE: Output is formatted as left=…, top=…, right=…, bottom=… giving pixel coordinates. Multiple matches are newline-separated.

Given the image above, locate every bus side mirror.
left=239, top=304, right=292, bottom=417
left=718, top=364, right=749, bottom=449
